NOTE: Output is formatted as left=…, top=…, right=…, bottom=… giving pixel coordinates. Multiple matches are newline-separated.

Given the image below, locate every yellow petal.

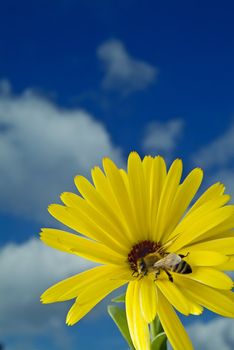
left=74, top=176, right=132, bottom=246
left=40, top=228, right=124, bottom=265
left=190, top=216, right=234, bottom=244
left=181, top=267, right=233, bottom=290
left=217, top=255, right=234, bottom=270
left=156, top=279, right=190, bottom=315
left=91, top=166, right=121, bottom=212
left=65, top=203, right=130, bottom=251
left=157, top=289, right=194, bottom=350
left=126, top=282, right=136, bottom=347
left=119, top=168, right=129, bottom=189
left=41, top=265, right=129, bottom=303
left=127, top=152, right=148, bottom=238
left=163, top=168, right=203, bottom=241
left=142, top=156, right=153, bottom=207
left=150, top=156, right=167, bottom=240
left=92, top=166, right=134, bottom=240
left=187, top=182, right=226, bottom=214
left=180, top=250, right=229, bottom=266
left=126, top=281, right=150, bottom=350
left=169, top=195, right=231, bottom=240
left=48, top=204, right=128, bottom=255
left=66, top=276, right=126, bottom=325
left=154, top=159, right=183, bottom=242
left=183, top=237, right=234, bottom=255
left=169, top=205, right=234, bottom=251
left=142, top=155, right=153, bottom=180
left=103, top=157, right=138, bottom=241
left=178, top=289, right=204, bottom=315
left=175, top=275, right=234, bottom=317
left=142, top=156, right=154, bottom=235
left=206, top=228, right=234, bottom=240
left=139, top=278, right=157, bottom=323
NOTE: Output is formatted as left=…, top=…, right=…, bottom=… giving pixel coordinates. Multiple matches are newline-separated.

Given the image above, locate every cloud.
left=192, top=122, right=234, bottom=199
left=97, top=39, right=157, bottom=95
left=0, top=239, right=125, bottom=350
left=0, top=81, right=123, bottom=221
left=192, top=123, right=234, bottom=169
left=186, top=318, right=234, bottom=350
left=0, top=238, right=94, bottom=337
left=142, top=119, right=184, bottom=158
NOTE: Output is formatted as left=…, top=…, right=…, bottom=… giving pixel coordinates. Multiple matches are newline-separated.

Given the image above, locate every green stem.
left=150, top=316, right=167, bottom=350
left=150, top=318, right=158, bottom=339
left=150, top=316, right=164, bottom=338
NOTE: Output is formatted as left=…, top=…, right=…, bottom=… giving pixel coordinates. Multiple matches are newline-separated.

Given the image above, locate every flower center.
left=128, top=240, right=161, bottom=273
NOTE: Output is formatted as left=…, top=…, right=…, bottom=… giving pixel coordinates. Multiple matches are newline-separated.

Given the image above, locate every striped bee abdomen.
left=172, top=260, right=192, bottom=274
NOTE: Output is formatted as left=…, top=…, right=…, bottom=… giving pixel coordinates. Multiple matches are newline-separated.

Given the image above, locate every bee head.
left=136, top=258, right=147, bottom=275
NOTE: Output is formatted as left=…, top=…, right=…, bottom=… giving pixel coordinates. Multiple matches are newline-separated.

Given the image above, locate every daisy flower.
left=40, top=152, right=234, bottom=350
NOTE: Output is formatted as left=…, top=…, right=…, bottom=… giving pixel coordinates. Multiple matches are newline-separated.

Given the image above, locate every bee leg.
left=179, top=252, right=189, bottom=258
left=165, top=270, right=173, bottom=282
left=154, top=270, right=160, bottom=281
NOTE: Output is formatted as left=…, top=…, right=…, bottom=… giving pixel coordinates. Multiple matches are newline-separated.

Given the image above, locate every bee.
left=137, top=252, right=192, bottom=282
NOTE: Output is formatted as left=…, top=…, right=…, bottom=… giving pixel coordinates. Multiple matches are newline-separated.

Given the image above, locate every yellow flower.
left=40, top=152, right=234, bottom=350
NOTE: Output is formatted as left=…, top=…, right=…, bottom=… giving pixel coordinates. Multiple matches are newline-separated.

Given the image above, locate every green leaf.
left=108, top=305, right=135, bottom=350
left=111, top=293, right=126, bottom=303
left=151, top=332, right=167, bottom=350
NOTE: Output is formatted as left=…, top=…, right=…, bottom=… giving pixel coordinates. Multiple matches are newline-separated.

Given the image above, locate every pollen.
left=127, top=240, right=161, bottom=272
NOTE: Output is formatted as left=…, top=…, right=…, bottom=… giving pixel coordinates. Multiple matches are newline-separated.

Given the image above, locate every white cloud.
left=0, top=81, right=123, bottom=221
left=142, top=119, right=184, bottom=158
left=0, top=239, right=125, bottom=350
left=97, top=39, right=157, bottom=95
left=192, top=123, right=234, bottom=169
left=192, top=122, right=234, bottom=199
left=186, top=318, right=234, bottom=350
left=0, top=238, right=94, bottom=337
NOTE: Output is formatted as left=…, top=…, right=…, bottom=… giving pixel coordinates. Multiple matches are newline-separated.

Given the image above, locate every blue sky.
left=0, top=1, right=234, bottom=349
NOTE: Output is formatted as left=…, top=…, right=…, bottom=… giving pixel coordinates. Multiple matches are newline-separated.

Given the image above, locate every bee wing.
left=153, top=256, right=168, bottom=269
left=154, top=253, right=181, bottom=269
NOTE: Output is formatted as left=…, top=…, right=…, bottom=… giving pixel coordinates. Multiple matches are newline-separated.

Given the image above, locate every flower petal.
left=73, top=177, right=132, bottom=246
left=217, top=255, right=234, bottom=270
left=142, top=156, right=153, bottom=205
left=183, top=237, right=234, bottom=255
left=92, top=166, right=135, bottom=242
left=142, top=156, right=154, bottom=236
left=163, top=168, right=203, bottom=241
left=187, top=182, right=226, bottom=214
left=126, top=281, right=150, bottom=350
left=139, top=278, right=157, bottom=323
left=102, top=157, right=139, bottom=241
left=150, top=156, right=167, bottom=240
left=180, top=250, right=229, bottom=266
left=175, top=275, right=234, bottom=317
left=157, top=289, right=193, bottom=350
left=190, top=217, right=234, bottom=243
left=128, top=152, right=148, bottom=238
left=41, top=265, right=130, bottom=303
left=169, top=205, right=234, bottom=251
left=40, top=228, right=125, bottom=265
left=154, top=159, right=183, bottom=242
left=48, top=204, right=128, bottom=255
left=66, top=276, right=127, bottom=325
left=91, top=166, right=121, bottom=213
left=182, top=267, right=233, bottom=290
left=156, top=279, right=190, bottom=315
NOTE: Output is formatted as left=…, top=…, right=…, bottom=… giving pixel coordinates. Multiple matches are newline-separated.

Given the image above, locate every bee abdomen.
left=172, top=261, right=192, bottom=274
